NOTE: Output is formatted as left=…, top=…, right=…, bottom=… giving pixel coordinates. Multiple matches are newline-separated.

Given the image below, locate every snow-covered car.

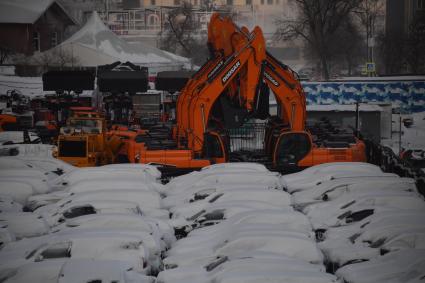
left=0, top=232, right=151, bottom=275
left=0, top=227, right=15, bottom=248
left=0, top=155, right=73, bottom=175
left=166, top=171, right=283, bottom=194
left=304, top=192, right=425, bottom=229
left=35, top=189, right=163, bottom=216
left=164, top=225, right=322, bottom=269
left=163, top=183, right=290, bottom=208
left=0, top=175, right=50, bottom=195
left=52, top=165, right=161, bottom=189
left=158, top=255, right=337, bottom=283
left=0, top=212, right=49, bottom=239
left=0, top=195, right=23, bottom=212
left=37, top=200, right=143, bottom=227
left=292, top=177, right=417, bottom=208
left=335, top=249, right=425, bottom=283
left=168, top=188, right=291, bottom=220
left=100, top=163, right=161, bottom=180
left=284, top=172, right=400, bottom=193
left=2, top=259, right=155, bottom=283
left=0, top=131, right=40, bottom=145
left=26, top=179, right=164, bottom=211
left=0, top=180, right=34, bottom=205
left=200, top=162, right=270, bottom=173
left=281, top=162, right=383, bottom=187
left=172, top=200, right=293, bottom=236
left=314, top=208, right=425, bottom=269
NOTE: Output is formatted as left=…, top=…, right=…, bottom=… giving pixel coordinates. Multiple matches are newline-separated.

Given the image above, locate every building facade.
left=0, top=0, right=76, bottom=56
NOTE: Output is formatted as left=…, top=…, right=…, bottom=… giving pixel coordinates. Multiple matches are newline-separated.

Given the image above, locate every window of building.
left=267, top=0, right=273, bottom=4
left=418, top=0, right=425, bottom=9
left=246, top=0, right=252, bottom=4
left=276, top=0, right=279, bottom=3
left=33, top=32, right=40, bottom=52
left=194, top=0, right=198, bottom=5
left=174, top=0, right=180, bottom=5
left=226, top=0, right=233, bottom=4
left=51, top=32, right=58, bottom=47
left=151, top=0, right=155, bottom=4
left=261, top=0, right=264, bottom=4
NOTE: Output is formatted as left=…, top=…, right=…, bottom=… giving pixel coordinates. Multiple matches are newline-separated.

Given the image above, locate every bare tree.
left=159, top=2, right=208, bottom=66
left=34, top=48, right=79, bottom=71
left=406, top=11, right=425, bottom=74
left=332, top=16, right=365, bottom=76
left=274, top=0, right=358, bottom=80
left=353, top=0, right=385, bottom=63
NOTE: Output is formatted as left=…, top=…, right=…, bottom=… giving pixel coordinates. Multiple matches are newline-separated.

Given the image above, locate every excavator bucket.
left=156, top=71, right=195, bottom=93
left=42, top=71, right=95, bottom=92
left=97, top=62, right=148, bottom=93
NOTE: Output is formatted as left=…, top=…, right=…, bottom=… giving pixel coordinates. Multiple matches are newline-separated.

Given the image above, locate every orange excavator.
left=127, top=13, right=365, bottom=173
left=0, top=114, right=18, bottom=131
left=203, top=14, right=365, bottom=168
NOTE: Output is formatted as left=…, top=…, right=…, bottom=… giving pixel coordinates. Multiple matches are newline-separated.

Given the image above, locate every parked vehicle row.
left=0, top=153, right=173, bottom=283
left=157, top=163, right=338, bottom=283
left=285, top=162, right=425, bottom=283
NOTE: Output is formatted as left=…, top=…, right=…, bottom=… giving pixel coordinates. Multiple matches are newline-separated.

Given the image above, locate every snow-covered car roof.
left=159, top=255, right=336, bottom=283
left=281, top=162, right=382, bottom=185
left=163, top=183, right=287, bottom=206
left=0, top=195, right=22, bottom=213
left=284, top=172, right=400, bottom=193
left=54, top=167, right=160, bottom=188
left=0, top=176, right=50, bottom=195
left=0, top=180, right=34, bottom=205
left=0, top=212, right=49, bottom=239
left=292, top=177, right=417, bottom=205
left=164, top=230, right=323, bottom=269
left=38, top=200, right=142, bottom=227
left=168, top=188, right=291, bottom=220
left=0, top=232, right=150, bottom=274
left=41, top=189, right=162, bottom=213
left=167, top=172, right=283, bottom=194
left=200, top=162, right=269, bottom=173
left=3, top=259, right=155, bottom=283
left=335, top=249, right=425, bottom=283
left=0, top=131, right=40, bottom=145
left=305, top=192, right=425, bottom=229
left=67, top=178, right=162, bottom=194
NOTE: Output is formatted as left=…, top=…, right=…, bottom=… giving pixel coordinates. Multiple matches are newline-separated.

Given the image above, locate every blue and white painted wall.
left=300, top=80, right=425, bottom=112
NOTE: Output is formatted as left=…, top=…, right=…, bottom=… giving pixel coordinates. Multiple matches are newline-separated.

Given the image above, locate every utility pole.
left=355, top=101, right=360, bottom=138
left=398, top=114, right=402, bottom=155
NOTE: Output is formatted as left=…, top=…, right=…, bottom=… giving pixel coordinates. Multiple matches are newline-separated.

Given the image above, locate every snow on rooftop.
left=0, top=0, right=54, bottom=24
left=54, top=12, right=188, bottom=67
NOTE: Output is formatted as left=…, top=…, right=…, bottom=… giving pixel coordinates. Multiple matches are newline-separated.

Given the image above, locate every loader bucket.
left=97, top=69, right=148, bottom=93
left=155, top=71, right=195, bottom=93
left=42, top=71, right=95, bottom=92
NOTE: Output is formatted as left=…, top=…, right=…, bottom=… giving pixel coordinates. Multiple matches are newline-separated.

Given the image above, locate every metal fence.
left=228, top=122, right=266, bottom=152
left=365, top=139, right=425, bottom=197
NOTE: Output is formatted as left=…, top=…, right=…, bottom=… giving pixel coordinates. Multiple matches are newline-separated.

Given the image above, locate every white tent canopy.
left=41, top=12, right=189, bottom=73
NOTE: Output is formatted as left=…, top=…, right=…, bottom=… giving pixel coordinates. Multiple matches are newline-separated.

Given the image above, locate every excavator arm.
left=177, top=22, right=266, bottom=154
left=264, top=52, right=306, bottom=131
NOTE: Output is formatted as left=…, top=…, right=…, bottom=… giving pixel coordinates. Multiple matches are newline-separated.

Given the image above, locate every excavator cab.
left=203, top=131, right=229, bottom=164
left=273, top=131, right=312, bottom=170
